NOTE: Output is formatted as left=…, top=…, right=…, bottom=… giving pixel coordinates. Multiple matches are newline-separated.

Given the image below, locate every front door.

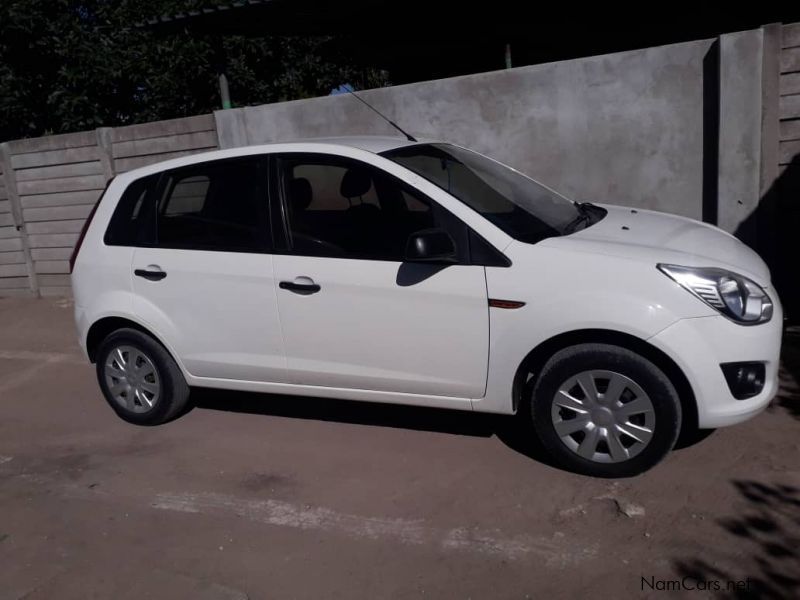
left=130, top=156, right=286, bottom=383
left=271, top=153, right=489, bottom=398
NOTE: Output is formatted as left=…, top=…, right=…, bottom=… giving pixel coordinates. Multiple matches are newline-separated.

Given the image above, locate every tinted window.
left=105, top=174, right=159, bottom=246
left=279, top=155, right=437, bottom=260
left=156, top=159, right=269, bottom=252
left=382, top=143, right=603, bottom=244
left=164, top=175, right=209, bottom=215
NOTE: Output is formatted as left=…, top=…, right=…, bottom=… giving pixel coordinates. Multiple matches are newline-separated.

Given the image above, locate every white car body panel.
left=476, top=239, right=719, bottom=414
left=131, top=248, right=286, bottom=383
left=557, top=205, right=771, bottom=284
left=272, top=255, right=489, bottom=397
left=71, top=136, right=783, bottom=431
left=649, top=305, right=783, bottom=428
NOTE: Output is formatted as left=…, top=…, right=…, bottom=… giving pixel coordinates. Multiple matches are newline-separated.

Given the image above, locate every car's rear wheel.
left=95, top=328, right=189, bottom=425
left=530, top=343, right=681, bottom=477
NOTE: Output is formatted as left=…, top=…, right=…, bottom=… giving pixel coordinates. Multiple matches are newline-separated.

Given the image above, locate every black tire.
left=529, top=343, right=682, bottom=477
left=95, top=328, right=190, bottom=426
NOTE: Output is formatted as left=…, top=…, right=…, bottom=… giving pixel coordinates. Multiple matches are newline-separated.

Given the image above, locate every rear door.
left=125, top=156, right=287, bottom=383
left=270, top=152, right=489, bottom=398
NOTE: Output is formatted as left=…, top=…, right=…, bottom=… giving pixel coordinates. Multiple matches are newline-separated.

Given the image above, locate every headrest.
left=340, top=168, right=372, bottom=198
left=288, top=177, right=312, bottom=212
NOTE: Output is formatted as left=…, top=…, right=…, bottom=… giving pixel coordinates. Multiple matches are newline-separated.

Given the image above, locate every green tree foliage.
left=0, top=0, right=387, bottom=140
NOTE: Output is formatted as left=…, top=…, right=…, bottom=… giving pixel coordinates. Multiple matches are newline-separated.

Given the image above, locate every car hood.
left=541, top=204, right=771, bottom=285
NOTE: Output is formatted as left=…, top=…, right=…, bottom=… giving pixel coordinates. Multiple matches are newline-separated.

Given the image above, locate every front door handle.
left=279, top=277, right=321, bottom=295
left=135, top=266, right=167, bottom=281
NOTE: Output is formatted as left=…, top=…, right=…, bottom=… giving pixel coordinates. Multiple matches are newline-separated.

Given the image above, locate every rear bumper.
left=648, top=303, right=783, bottom=428
left=73, top=303, right=90, bottom=360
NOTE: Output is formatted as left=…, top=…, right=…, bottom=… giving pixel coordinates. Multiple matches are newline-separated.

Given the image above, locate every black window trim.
left=270, top=151, right=510, bottom=267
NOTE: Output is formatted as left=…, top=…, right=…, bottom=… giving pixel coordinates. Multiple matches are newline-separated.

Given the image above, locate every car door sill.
left=186, top=375, right=479, bottom=411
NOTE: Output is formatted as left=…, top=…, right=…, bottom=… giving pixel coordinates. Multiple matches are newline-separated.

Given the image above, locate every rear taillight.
left=70, top=177, right=114, bottom=273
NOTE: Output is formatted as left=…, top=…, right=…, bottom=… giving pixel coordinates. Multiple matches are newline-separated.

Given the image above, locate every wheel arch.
left=512, top=328, right=698, bottom=433
left=86, top=316, right=172, bottom=364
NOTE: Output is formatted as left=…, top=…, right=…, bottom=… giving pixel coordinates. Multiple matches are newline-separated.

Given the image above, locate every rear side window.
left=104, top=174, right=159, bottom=246
left=104, top=158, right=270, bottom=253
left=163, top=175, right=210, bottom=215
left=156, top=159, right=269, bottom=252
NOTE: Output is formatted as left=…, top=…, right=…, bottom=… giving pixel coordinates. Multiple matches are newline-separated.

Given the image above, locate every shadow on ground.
left=190, top=386, right=564, bottom=468
left=777, top=328, right=800, bottom=420
left=673, top=480, right=800, bottom=599
left=189, top=380, right=713, bottom=474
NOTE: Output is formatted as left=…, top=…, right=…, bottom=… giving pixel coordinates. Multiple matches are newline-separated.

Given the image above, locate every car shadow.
left=188, top=387, right=561, bottom=470
left=777, top=328, right=800, bottom=421
left=734, top=152, right=800, bottom=322
left=187, top=381, right=720, bottom=472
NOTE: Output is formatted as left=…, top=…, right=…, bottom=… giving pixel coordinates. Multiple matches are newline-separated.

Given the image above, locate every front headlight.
left=657, top=264, right=773, bottom=325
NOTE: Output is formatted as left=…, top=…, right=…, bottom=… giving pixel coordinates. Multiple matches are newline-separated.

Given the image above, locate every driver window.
left=279, top=155, right=436, bottom=260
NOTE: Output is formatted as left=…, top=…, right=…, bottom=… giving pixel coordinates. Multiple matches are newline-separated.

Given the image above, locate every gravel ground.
left=0, top=297, right=798, bottom=599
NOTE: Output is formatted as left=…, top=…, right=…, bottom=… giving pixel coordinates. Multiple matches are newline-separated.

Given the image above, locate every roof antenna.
left=345, top=86, right=417, bottom=142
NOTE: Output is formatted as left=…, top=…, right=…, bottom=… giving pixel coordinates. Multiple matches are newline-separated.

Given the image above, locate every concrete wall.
left=717, top=30, right=765, bottom=234
left=217, top=39, right=721, bottom=220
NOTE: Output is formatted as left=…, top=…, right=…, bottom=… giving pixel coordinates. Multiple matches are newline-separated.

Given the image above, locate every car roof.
left=117, top=136, right=429, bottom=181
left=297, top=135, right=424, bottom=153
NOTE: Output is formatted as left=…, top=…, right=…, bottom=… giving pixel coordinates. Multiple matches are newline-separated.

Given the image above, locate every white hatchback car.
left=71, top=137, right=782, bottom=476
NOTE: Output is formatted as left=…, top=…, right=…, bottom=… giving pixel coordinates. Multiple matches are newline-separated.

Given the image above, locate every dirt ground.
left=0, top=297, right=798, bottom=600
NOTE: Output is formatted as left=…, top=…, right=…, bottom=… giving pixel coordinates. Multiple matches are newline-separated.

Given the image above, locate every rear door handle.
left=134, top=266, right=167, bottom=281
left=279, top=277, right=321, bottom=295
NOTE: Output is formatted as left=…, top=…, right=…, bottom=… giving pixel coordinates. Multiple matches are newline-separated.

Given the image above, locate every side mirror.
left=405, top=228, right=457, bottom=263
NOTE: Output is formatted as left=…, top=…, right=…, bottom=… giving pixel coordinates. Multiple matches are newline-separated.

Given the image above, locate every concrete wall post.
left=0, top=143, right=39, bottom=296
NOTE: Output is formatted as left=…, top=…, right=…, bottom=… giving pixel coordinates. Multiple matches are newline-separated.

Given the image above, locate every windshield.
left=381, top=143, right=594, bottom=243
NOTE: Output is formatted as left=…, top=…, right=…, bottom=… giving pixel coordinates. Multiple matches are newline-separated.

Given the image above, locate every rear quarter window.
left=104, top=174, right=160, bottom=247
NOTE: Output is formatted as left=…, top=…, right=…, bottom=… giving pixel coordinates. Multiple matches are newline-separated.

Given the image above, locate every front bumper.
left=648, top=301, right=783, bottom=428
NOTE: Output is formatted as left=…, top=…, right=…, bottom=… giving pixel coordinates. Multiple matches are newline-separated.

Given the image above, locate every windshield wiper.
left=564, top=202, right=592, bottom=233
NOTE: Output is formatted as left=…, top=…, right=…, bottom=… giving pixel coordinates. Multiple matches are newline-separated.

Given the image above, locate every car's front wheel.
left=95, top=328, right=190, bottom=425
left=530, top=343, right=682, bottom=477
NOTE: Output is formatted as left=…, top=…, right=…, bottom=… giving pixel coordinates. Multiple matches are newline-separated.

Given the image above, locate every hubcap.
left=103, top=345, right=161, bottom=414
left=551, top=370, right=655, bottom=463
